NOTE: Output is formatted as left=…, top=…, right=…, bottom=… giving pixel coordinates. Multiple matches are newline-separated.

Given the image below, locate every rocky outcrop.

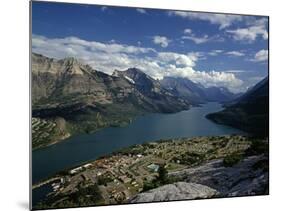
left=130, top=182, right=218, bottom=203
left=169, top=155, right=268, bottom=197
left=132, top=155, right=268, bottom=203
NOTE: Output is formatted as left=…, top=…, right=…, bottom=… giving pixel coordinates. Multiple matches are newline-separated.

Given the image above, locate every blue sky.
left=32, top=1, right=269, bottom=93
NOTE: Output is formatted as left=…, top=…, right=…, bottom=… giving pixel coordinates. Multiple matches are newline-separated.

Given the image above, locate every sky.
left=32, top=1, right=269, bottom=93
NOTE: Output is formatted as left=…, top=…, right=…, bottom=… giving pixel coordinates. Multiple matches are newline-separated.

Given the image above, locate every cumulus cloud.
left=136, top=8, right=147, bottom=14
left=251, top=49, right=268, bottom=62
left=226, top=51, right=245, bottom=57
left=162, top=67, right=243, bottom=92
left=226, top=18, right=268, bottom=42
left=32, top=34, right=244, bottom=92
left=168, top=11, right=242, bottom=29
left=158, top=52, right=196, bottom=67
left=226, top=27, right=268, bottom=42
left=152, top=36, right=170, bottom=48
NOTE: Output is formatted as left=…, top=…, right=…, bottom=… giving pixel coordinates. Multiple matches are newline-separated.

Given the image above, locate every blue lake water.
left=32, top=102, right=244, bottom=184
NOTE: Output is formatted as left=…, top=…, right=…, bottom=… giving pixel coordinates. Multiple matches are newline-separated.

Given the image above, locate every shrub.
left=142, top=180, right=158, bottom=192
left=246, top=139, right=269, bottom=156
left=142, top=165, right=168, bottom=192
left=97, top=176, right=113, bottom=186
left=223, top=154, right=242, bottom=167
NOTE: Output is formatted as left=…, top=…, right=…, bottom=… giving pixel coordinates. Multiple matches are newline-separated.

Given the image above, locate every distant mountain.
left=113, top=68, right=158, bottom=95
left=204, top=86, right=239, bottom=102
left=160, top=77, right=207, bottom=104
left=32, top=53, right=190, bottom=135
left=206, top=77, right=269, bottom=137
left=234, top=76, right=268, bottom=104
left=160, top=77, right=237, bottom=104
left=112, top=68, right=191, bottom=112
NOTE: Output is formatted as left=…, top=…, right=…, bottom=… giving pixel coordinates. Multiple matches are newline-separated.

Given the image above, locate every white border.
left=1, top=0, right=280, bottom=211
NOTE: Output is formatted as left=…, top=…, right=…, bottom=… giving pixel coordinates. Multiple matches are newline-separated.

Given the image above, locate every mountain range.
left=32, top=52, right=268, bottom=140
left=32, top=53, right=192, bottom=134
left=160, top=77, right=239, bottom=104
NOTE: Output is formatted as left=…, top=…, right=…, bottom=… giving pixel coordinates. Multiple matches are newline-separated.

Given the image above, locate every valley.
left=31, top=53, right=269, bottom=209
left=31, top=53, right=238, bottom=150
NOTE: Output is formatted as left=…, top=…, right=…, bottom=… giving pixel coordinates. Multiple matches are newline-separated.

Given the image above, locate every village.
left=37, top=135, right=251, bottom=206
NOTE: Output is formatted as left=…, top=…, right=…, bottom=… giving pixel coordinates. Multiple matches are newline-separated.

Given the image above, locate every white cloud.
left=226, top=18, right=268, bottom=42
left=226, top=27, right=268, bottom=42
left=136, top=8, right=147, bottom=14
left=152, top=36, right=170, bottom=48
left=32, top=34, right=244, bottom=92
left=182, top=34, right=210, bottom=44
left=226, top=51, right=245, bottom=57
left=158, top=52, right=196, bottom=67
left=183, top=28, right=192, bottom=34
left=101, top=6, right=107, bottom=12
left=168, top=11, right=242, bottom=29
left=182, top=34, right=223, bottom=44
left=182, top=29, right=223, bottom=44
left=224, top=70, right=246, bottom=73
left=208, top=49, right=224, bottom=56
left=186, top=52, right=204, bottom=61
left=163, top=67, right=243, bottom=92
left=251, top=49, right=268, bottom=62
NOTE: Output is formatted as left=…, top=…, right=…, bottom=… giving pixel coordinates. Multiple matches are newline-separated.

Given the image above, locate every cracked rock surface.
left=131, top=182, right=218, bottom=202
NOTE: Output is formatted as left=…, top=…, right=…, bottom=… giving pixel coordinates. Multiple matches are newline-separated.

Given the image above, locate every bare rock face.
left=169, top=155, right=269, bottom=197
left=130, top=182, right=218, bottom=203
left=133, top=155, right=268, bottom=204
left=32, top=53, right=191, bottom=115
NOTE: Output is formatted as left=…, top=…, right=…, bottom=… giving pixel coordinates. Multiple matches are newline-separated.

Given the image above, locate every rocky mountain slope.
left=206, top=77, right=269, bottom=137
left=160, top=77, right=207, bottom=104
left=112, top=68, right=190, bottom=112
left=32, top=53, right=191, bottom=113
left=32, top=53, right=190, bottom=148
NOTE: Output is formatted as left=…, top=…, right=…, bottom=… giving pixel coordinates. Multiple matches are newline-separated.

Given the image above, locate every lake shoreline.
left=32, top=104, right=200, bottom=151
left=32, top=102, right=244, bottom=185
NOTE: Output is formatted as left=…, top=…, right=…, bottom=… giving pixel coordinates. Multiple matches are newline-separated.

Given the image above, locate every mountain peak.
left=60, top=57, right=81, bottom=66
left=113, top=68, right=150, bottom=80
left=112, top=69, right=121, bottom=77
left=126, top=67, right=142, bottom=72
left=126, top=67, right=148, bottom=75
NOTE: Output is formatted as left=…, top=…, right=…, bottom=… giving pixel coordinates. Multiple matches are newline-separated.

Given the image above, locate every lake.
left=32, top=102, right=244, bottom=184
